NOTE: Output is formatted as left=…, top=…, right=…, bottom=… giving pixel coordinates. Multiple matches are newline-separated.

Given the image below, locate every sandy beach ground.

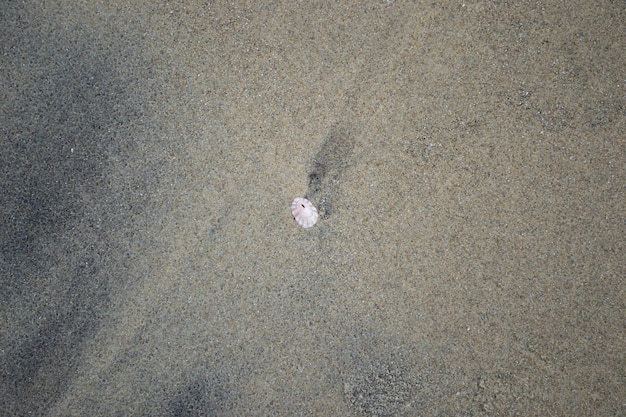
left=1, top=1, right=624, bottom=415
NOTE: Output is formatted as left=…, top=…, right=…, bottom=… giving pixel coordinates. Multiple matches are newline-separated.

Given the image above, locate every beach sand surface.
left=1, top=1, right=624, bottom=415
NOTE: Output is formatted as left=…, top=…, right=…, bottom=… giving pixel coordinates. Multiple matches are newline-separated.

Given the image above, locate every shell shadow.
left=306, top=124, right=356, bottom=220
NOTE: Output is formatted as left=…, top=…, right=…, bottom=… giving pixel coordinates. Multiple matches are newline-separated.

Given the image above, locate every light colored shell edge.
left=291, top=197, right=318, bottom=228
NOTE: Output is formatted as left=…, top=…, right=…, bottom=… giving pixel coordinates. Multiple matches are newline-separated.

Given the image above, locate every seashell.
left=291, top=197, right=318, bottom=228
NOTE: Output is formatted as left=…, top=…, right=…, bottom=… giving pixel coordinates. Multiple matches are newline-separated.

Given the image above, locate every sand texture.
left=1, top=1, right=624, bottom=416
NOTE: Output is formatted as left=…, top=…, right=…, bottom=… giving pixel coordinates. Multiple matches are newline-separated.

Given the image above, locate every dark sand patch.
left=1, top=2, right=173, bottom=415
left=307, top=124, right=356, bottom=219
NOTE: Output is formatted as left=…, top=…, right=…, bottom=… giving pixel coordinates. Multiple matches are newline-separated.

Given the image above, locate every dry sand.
left=1, top=1, right=624, bottom=416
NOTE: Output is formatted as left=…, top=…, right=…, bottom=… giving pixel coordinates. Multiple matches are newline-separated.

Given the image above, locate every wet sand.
left=1, top=1, right=624, bottom=415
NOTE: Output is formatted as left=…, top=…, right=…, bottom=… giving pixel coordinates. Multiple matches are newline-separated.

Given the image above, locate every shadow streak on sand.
left=307, top=124, right=356, bottom=220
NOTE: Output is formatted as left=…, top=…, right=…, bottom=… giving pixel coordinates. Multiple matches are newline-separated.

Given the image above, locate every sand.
left=1, top=1, right=624, bottom=415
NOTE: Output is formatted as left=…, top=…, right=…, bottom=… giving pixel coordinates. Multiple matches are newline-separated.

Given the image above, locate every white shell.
left=291, top=197, right=318, bottom=228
